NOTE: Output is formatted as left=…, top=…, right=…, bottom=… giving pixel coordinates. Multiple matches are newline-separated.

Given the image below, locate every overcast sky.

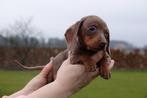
left=0, top=0, right=147, bottom=47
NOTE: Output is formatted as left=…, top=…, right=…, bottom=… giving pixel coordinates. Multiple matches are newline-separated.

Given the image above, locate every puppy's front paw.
left=99, top=64, right=111, bottom=80
left=85, top=65, right=96, bottom=72
left=70, top=55, right=81, bottom=64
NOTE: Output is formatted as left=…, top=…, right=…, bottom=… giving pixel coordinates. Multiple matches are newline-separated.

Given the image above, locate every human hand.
left=22, top=60, right=53, bottom=94
left=55, top=55, right=114, bottom=96
left=25, top=55, right=114, bottom=98
left=8, top=59, right=53, bottom=98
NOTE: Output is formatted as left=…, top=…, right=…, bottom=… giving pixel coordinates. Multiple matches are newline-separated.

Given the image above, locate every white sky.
left=0, top=0, right=147, bottom=47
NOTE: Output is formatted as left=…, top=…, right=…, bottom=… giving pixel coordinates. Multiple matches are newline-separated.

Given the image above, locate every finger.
left=89, top=69, right=99, bottom=79
left=61, top=58, right=70, bottom=67
left=68, top=51, right=71, bottom=57
left=50, top=57, right=54, bottom=61
left=67, top=51, right=71, bottom=63
left=61, top=51, right=71, bottom=66
left=108, top=60, right=115, bottom=70
left=39, top=59, right=53, bottom=76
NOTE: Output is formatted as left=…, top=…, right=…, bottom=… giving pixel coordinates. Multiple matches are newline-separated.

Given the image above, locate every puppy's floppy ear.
left=64, top=25, right=75, bottom=46
left=64, top=20, right=84, bottom=48
left=105, top=29, right=111, bottom=56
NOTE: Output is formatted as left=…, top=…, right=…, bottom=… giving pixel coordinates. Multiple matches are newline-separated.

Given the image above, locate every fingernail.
left=50, top=57, right=54, bottom=61
left=108, top=60, right=114, bottom=70
left=68, top=51, right=71, bottom=56
left=49, top=60, right=53, bottom=65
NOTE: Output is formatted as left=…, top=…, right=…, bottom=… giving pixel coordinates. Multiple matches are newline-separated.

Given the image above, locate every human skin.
left=8, top=56, right=114, bottom=98
left=8, top=60, right=53, bottom=98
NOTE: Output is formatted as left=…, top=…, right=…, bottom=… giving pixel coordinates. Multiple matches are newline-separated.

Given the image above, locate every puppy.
left=64, top=15, right=111, bottom=79
left=16, top=15, right=111, bottom=81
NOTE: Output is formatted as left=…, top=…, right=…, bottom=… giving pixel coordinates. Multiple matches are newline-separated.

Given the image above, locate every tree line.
left=0, top=18, right=66, bottom=48
left=0, top=19, right=147, bottom=70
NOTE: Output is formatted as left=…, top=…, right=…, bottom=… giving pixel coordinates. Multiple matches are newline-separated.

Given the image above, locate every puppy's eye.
left=88, top=26, right=97, bottom=32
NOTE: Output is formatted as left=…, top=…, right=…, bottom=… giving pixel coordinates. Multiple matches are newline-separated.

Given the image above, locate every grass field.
left=0, top=70, right=147, bottom=98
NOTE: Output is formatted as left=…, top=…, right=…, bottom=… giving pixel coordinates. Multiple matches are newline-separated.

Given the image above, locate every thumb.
left=89, top=69, right=99, bottom=79
left=39, top=58, right=53, bottom=76
left=68, top=51, right=71, bottom=58
left=61, top=51, right=71, bottom=66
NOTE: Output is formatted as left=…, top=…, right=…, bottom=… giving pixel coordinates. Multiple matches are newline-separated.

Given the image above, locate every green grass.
left=0, top=70, right=147, bottom=98
left=0, top=70, right=38, bottom=97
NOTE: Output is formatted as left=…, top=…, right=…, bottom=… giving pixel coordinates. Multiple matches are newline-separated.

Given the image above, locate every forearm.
left=8, top=88, right=30, bottom=98
left=27, top=81, right=72, bottom=98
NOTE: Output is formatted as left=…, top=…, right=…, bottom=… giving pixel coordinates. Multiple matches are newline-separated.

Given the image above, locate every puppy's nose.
left=98, top=42, right=106, bottom=50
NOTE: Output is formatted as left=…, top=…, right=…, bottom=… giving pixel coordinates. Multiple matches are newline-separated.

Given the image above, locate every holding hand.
left=8, top=60, right=53, bottom=98
left=22, top=60, right=53, bottom=94
left=28, top=54, right=114, bottom=98
left=55, top=55, right=114, bottom=95
left=8, top=55, right=114, bottom=98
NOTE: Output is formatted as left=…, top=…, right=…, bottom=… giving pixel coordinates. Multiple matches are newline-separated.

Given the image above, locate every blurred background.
left=0, top=0, right=147, bottom=98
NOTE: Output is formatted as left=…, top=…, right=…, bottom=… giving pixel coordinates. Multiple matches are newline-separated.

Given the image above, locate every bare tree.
left=4, top=18, right=42, bottom=64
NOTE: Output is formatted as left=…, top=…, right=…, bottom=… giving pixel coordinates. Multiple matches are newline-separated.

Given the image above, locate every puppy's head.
left=65, top=15, right=110, bottom=55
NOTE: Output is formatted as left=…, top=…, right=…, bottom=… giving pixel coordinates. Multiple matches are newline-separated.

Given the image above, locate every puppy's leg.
left=70, top=54, right=96, bottom=72
left=83, top=58, right=97, bottom=72
left=97, top=52, right=111, bottom=79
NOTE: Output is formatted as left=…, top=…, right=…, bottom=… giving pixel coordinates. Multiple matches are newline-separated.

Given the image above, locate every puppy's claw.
left=100, top=72, right=111, bottom=80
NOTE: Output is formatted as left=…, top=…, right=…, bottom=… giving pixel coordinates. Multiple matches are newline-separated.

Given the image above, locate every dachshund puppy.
left=16, top=15, right=111, bottom=81
left=64, top=15, right=111, bottom=79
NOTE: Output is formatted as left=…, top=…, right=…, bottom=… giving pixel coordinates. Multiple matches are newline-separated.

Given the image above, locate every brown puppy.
left=64, top=15, right=111, bottom=79
left=16, top=15, right=111, bottom=81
